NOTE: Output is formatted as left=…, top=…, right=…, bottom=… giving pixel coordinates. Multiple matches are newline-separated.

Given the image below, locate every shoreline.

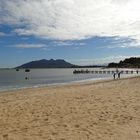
left=0, top=68, right=139, bottom=93
left=0, top=77, right=110, bottom=93
left=0, top=75, right=139, bottom=95
left=0, top=76, right=140, bottom=139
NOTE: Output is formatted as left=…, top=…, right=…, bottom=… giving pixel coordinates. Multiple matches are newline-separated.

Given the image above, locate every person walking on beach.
left=118, top=72, right=121, bottom=79
left=113, top=72, right=116, bottom=80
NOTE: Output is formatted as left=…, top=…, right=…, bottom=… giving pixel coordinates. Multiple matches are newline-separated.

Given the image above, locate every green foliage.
left=108, top=57, right=140, bottom=68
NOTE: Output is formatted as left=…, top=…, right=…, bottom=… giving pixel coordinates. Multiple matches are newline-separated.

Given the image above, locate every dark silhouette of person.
left=113, top=72, right=116, bottom=80
left=118, top=72, right=121, bottom=79
left=136, top=70, right=139, bottom=74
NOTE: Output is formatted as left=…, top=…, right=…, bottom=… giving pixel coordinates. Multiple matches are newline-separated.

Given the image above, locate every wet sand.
left=0, top=77, right=140, bottom=140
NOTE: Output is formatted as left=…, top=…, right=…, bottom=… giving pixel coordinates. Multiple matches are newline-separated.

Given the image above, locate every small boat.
left=25, top=69, right=30, bottom=72
left=16, top=69, right=19, bottom=71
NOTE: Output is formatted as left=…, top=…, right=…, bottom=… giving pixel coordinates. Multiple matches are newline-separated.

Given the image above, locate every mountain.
left=16, top=59, right=76, bottom=68
left=108, top=57, right=140, bottom=68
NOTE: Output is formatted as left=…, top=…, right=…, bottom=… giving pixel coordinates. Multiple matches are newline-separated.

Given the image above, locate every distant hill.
left=16, top=59, right=76, bottom=68
left=16, top=59, right=104, bottom=69
left=108, top=57, right=140, bottom=68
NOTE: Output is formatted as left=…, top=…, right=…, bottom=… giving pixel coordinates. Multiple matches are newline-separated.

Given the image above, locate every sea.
left=0, top=68, right=139, bottom=91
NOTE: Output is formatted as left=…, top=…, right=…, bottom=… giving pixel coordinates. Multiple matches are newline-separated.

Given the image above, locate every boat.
left=25, top=69, right=30, bottom=72
left=16, top=69, right=19, bottom=71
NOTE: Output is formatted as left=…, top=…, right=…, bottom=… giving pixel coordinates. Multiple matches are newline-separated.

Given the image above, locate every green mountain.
left=108, top=57, right=140, bottom=68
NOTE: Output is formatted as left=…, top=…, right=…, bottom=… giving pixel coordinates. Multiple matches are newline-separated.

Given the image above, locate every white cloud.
left=106, top=38, right=140, bottom=48
left=53, top=41, right=86, bottom=46
left=1, top=0, right=140, bottom=42
left=70, top=55, right=140, bottom=65
left=120, top=41, right=140, bottom=48
left=53, top=41, right=74, bottom=46
left=15, top=44, right=46, bottom=49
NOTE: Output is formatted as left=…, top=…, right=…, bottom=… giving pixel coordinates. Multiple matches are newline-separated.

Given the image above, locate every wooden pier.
left=73, top=69, right=139, bottom=74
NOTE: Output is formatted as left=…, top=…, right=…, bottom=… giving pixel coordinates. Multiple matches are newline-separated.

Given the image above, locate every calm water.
left=0, top=68, right=138, bottom=91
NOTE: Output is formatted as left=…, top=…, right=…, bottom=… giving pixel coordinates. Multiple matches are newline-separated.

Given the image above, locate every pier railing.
left=73, top=69, right=139, bottom=74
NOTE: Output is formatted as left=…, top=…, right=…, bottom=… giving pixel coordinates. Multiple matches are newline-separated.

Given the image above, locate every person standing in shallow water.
left=118, top=72, right=121, bottom=79
left=113, top=72, right=116, bottom=80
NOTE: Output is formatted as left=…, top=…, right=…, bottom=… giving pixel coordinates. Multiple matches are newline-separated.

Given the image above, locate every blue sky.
left=0, top=0, right=140, bottom=68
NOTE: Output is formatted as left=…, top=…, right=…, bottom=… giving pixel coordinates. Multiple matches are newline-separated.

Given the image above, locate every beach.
left=0, top=77, right=140, bottom=140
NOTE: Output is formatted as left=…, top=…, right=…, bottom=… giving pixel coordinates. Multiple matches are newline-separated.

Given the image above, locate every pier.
left=73, top=69, right=139, bottom=74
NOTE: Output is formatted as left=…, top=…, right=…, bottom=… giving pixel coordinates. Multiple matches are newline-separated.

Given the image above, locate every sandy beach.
left=0, top=77, right=140, bottom=140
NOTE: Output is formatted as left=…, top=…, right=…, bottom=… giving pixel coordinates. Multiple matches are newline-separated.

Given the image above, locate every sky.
left=0, top=0, right=140, bottom=68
